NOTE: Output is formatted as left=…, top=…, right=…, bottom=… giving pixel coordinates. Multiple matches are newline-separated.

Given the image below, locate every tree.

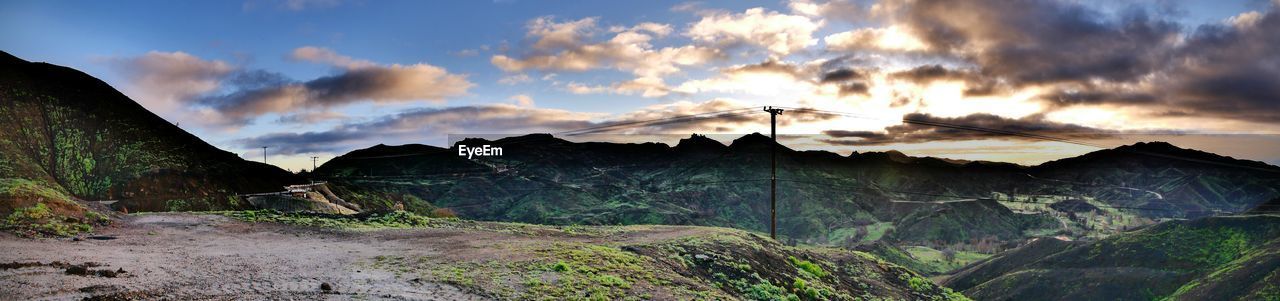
left=941, top=248, right=957, bottom=263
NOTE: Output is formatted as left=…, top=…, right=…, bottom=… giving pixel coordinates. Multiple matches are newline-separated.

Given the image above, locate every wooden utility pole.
left=764, top=106, right=784, bottom=240
left=261, top=146, right=268, bottom=164
left=311, top=156, right=319, bottom=170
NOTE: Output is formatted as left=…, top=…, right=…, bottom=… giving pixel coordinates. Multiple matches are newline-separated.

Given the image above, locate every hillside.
left=316, top=134, right=1062, bottom=247
left=942, top=215, right=1280, bottom=300
left=0, top=211, right=969, bottom=300
left=0, top=51, right=301, bottom=228
left=313, top=133, right=1280, bottom=248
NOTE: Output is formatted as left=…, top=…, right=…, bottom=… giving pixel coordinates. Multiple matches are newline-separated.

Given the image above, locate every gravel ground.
left=0, top=213, right=488, bottom=300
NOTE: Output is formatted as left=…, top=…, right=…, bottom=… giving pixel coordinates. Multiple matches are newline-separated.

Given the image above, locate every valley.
left=2, top=50, right=1279, bottom=300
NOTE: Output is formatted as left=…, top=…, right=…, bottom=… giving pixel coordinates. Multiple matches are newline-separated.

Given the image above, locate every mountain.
left=1250, top=197, right=1280, bottom=214
left=313, top=133, right=1280, bottom=248
left=942, top=215, right=1280, bottom=300
left=0, top=51, right=301, bottom=221
left=1031, top=141, right=1280, bottom=216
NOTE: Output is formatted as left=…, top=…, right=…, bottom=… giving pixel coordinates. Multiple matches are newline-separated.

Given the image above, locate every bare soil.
left=0, top=213, right=494, bottom=300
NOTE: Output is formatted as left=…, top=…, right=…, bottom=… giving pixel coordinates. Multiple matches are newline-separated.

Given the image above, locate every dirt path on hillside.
left=0, top=213, right=718, bottom=300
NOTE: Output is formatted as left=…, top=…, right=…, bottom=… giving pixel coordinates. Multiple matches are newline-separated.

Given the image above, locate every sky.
left=3, top=0, right=1280, bottom=171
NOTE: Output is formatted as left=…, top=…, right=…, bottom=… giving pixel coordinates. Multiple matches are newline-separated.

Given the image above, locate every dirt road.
left=0, top=213, right=490, bottom=300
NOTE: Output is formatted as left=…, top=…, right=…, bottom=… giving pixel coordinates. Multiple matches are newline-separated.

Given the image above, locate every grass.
left=219, top=210, right=436, bottom=229
left=217, top=209, right=971, bottom=301
left=0, top=178, right=108, bottom=238
left=789, top=256, right=829, bottom=279
left=3, top=202, right=95, bottom=237
left=213, top=209, right=638, bottom=238
left=904, top=246, right=993, bottom=274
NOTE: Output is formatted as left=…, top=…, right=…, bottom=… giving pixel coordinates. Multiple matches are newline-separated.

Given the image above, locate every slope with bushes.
left=942, top=215, right=1280, bottom=300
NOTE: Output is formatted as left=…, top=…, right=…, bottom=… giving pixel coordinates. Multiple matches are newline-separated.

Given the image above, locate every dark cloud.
left=887, top=64, right=964, bottom=82
left=887, top=64, right=1004, bottom=96
left=729, top=60, right=810, bottom=79
left=888, top=0, right=1181, bottom=85
left=1161, top=8, right=1280, bottom=122
left=1038, top=89, right=1159, bottom=107
left=111, top=48, right=473, bottom=128
left=822, top=113, right=1114, bottom=145
left=198, top=62, right=473, bottom=125
left=849, top=0, right=1280, bottom=124
left=820, top=68, right=865, bottom=83
left=223, top=69, right=294, bottom=90
left=817, top=60, right=876, bottom=96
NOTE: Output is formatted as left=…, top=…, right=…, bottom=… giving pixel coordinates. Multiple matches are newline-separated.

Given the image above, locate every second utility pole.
left=764, top=106, right=784, bottom=240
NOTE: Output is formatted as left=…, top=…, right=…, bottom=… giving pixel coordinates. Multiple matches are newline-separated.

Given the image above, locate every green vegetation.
left=0, top=178, right=109, bottom=237
left=947, top=215, right=1280, bottom=301
left=902, top=246, right=992, bottom=275
left=220, top=210, right=435, bottom=229
left=1, top=56, right=301, bottom=215
left=218, top=209, right=970, bottom=300
left=788, top=256, right=829, bottom=279
left=3, top=202, right=97, bottom=237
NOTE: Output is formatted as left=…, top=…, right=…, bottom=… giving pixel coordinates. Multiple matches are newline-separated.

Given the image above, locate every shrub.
left=788, top=256, right=828, bottom=279
left=3, top=203, right=95, bottom=237
left=431, top=207, right=458, bottom=218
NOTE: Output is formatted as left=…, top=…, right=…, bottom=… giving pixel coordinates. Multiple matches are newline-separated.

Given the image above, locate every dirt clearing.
left=0, top=213, right=487, bottom=300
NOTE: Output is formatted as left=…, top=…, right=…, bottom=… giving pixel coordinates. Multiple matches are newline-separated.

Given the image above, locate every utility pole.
left=311, top=156, right=319, bottom=171
left=763, top=106, right=784, bottom=240
left=261, top=146, right=268, bottom=164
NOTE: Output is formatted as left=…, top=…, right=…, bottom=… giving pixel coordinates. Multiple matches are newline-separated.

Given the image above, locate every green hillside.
left=943, top=215, right=1280, bottom=300
left=0, top=51, right=301, bottom=235
left=314, top=133, right=1280, bottom=248
left=221, top=209, right=971, bottom=301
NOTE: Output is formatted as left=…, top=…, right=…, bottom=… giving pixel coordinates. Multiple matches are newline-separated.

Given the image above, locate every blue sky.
left=3, top=0, right=1280, bottom=171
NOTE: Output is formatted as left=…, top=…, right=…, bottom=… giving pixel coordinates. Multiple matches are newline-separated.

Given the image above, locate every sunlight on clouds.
left=686, top=7, right=823, bottom=57
left=913, top=82, right=1044, bottom=119
left=824, top=25, right=928, bottom=52
left=673, top=68, right=812, bottom=96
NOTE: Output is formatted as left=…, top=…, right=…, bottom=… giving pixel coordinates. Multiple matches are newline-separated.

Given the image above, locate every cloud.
left=674, top=60, right=821, bottom=96
left=492, top=17, right=720, bottom=78
left=824, top=25, right=928, bottom=52
left=232, top=48, right=473, bottom=126
left=1160, top=7, right=1280, bottom=123
left=821, top=113, right=1115, bottom=145
left=788, top=0, right=861, bottom=23
left=882, top=0, right=1181, bottom=85
left=491, top=16, right=722, bottom=97
left=105, top=51, right=235, bottom=119
left=498, top=74, right=532, bottom=85
left=109, top=48, right=473, bottom=129
left=686, top=7, right=823, bottom=58
left=289, top=46, right=375, bottom=69
left=510, top=94, right=535, bottom=107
